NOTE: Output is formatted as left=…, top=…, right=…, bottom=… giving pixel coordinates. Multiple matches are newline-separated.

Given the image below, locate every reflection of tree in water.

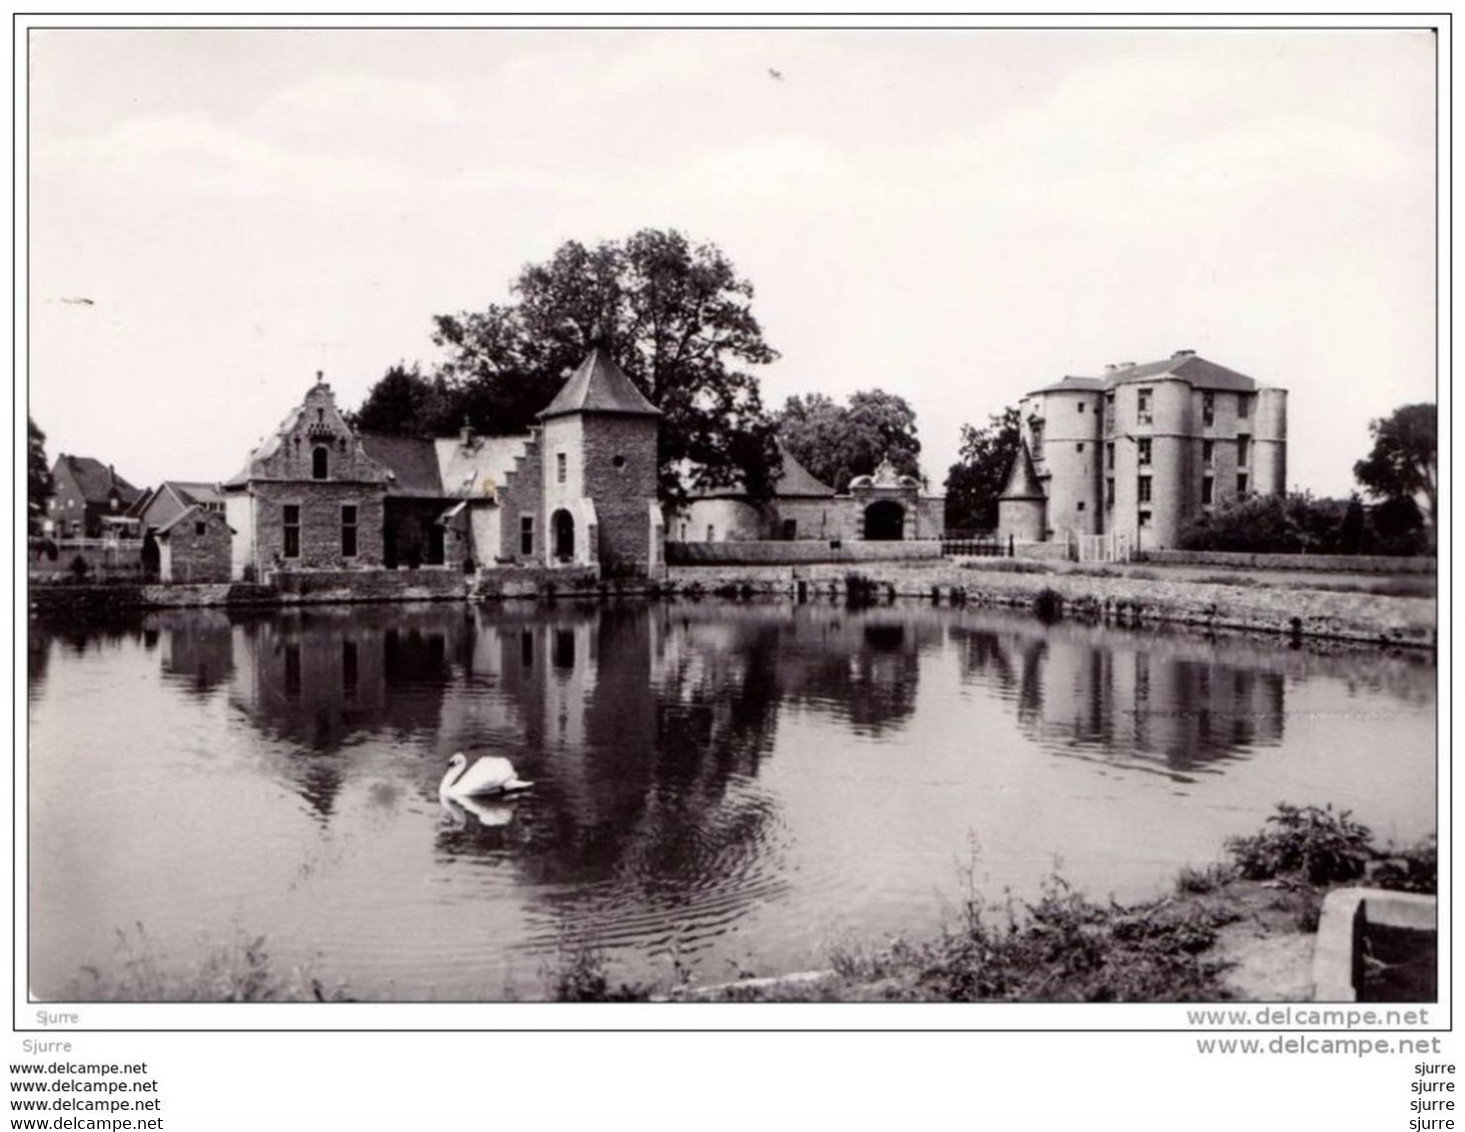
left=774, top=609, right=937, bottom=736
left=436, top=605, right=789, bottom=959
left=952, top=619, right=1287, bottom=779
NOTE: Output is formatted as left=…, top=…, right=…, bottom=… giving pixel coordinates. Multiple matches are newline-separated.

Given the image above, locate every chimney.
left=1104, top=364, right=1119, bottom=374
left=1172, top=349, right=1196, bottom=359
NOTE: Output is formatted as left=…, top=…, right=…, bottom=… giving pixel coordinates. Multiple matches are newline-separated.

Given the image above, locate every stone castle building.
left=676, top=447, right=944, bottom=544
left=223, top=347, right=664, bottom=581
left=998, top=350, right=1287, bottom=551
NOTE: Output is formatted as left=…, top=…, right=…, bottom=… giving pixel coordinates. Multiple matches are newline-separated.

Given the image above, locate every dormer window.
left=313, top=447, right=329, bottom=480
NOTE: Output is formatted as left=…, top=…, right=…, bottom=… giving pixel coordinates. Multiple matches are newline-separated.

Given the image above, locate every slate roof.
left=156, top=504, right=234, bottom=538
left=538, top=347, right=661, bottom=420
left=57, top=455, right=143, bottom=505
left=1029, top=376, right=1106, bottom=395
left=357, top=434, right=445, bottom=497
left=169, top=481, right=225, bottom=507
left=688, top=440, right=836, bottom=500
left=999, top=442, right=1046, bottom=501
left=1028, top=354, right=1263, bottom=397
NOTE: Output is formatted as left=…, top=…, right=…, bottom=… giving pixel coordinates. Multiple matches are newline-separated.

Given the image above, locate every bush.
left=1225, top=803, right=1372, bottom=886
left=544, top=941, right=650, bottom=1002
left=68, top=554, right=91, bottom=581
left=1033, top=587, right=1064, bottom=623
left=1371, top=834, right=1437, bottom=894
left=844, top=572, right=880, bottom=608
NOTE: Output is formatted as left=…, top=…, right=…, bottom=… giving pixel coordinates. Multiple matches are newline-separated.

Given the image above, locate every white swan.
left=440, top=796, right=516, bottom=830
left=439, top=752, right=533, bottom=799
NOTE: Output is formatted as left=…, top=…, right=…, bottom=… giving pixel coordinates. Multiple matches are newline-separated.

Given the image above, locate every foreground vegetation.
left=63, top=806, right=1433, bottom=1004
left=558, top=804, right=1436, bottom=1003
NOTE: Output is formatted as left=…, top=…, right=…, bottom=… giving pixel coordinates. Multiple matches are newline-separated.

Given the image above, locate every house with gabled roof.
left=998, top=350, right=1288, bottom=551
left=132, top=481, right=226, bottom=534
left=221, top=346, right=665, bottom=581
left=46, top=454, right=145, bottom=538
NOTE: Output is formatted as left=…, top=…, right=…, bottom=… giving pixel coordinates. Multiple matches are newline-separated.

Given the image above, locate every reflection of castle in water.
left=952, top=616, right=1286, bottom=776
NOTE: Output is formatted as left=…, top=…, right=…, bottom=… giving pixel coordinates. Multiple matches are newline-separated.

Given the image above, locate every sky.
left=27, top=26, right=1437, bottom=498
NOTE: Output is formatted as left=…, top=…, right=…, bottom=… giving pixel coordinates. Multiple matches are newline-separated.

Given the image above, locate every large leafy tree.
left=348, top=363, right=458, bottom=436
left=1354, top=402, right=1436, bottom=526
left=420, top=229, right=780, bottom=502
left=943, top=406, right=1020, bottom=532
left=776, top=389, right=921, bottom=493
left=28, top=416, right=52, bottom=529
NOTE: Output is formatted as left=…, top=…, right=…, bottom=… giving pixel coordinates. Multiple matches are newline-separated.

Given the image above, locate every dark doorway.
left=552, top=509, right=574, bottom=562
left=864, top=500, right=905, bottom=541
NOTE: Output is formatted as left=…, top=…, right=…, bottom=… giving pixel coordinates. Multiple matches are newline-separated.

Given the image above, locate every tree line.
left=24, top=226, right=1437, bottom=556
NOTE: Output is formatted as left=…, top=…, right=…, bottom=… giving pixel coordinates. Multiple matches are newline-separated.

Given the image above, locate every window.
left=706, top=524, right=715, bottom=543
left=1076, top=501, right=1086, bottom=512
left=1078, top=402, right=1085, bottom=413
left=1203, top=440, right=1214, bottom=466
left=1106, top=442, right=1115, bottom=470
left=1029, top=421, right=1044, bottom=459
left=1076, top=442, right=1085, bottom=453
left=556, top=451, right=567, bottom=484
left=283, top=504, right=300, bottom=558
left=612, top=454, right=627, bottom=469
left=1138, top=438, right=1152, bottom=466
left=1203, top=392, right=1215, bottom=426
left=1238, top=394, right=1251, bottom=419
left=1105, top=478, right=1115, bottom=506
left=1137, top=475, right=1152, bottom=503
left=1202, top=477, right=1214, bottom=505
left=782, top=518, right=797, bottom=540
left=520, top=514, right=534, bottom=556
left=1237, top=435, right=1251, bottom=466
left=341, top=505, right=358, bottom=558
left=195, top=521, right=206, bottom=536
left=1138, top=510, right=1152, bottom=528
left=1137, top=388, right=1153, bottom=424
left=1237, top=473, right=1249, bottom=495
left=313, top=447, right=328, bottom=480
left=520, top=629, right=533, bottom=667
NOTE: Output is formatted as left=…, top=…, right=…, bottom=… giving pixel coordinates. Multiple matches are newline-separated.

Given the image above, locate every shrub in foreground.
left=1225, top=803, right=1372, bottom=886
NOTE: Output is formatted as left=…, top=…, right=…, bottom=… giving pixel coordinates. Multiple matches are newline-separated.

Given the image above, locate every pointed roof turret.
left=999, top=441, right=1046, bottom=501
left=538, top=346, right=662, bottom=421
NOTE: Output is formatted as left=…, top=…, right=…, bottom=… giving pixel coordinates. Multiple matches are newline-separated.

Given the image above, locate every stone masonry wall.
left=252, top=484, right=386, bottom=571
left=161, top=510, right=232, bottom=583
left=497, top=432, right=544, bottom=565
left=581, top=415, right=659, bottom=572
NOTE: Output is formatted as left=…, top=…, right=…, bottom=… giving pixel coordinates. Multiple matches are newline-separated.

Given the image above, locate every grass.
left=69, top=924, right=350, bottom=1002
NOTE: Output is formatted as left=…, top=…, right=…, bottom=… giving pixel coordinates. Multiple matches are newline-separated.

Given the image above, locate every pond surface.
left=28, top=601, right=1436, bottom=1000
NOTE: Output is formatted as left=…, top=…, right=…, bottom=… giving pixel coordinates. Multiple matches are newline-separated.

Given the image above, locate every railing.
left=941, top=537, right=1007, bottom=558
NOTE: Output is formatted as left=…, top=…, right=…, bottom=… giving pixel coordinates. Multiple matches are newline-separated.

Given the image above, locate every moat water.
left=28, top=601, right=1436, bottom=1000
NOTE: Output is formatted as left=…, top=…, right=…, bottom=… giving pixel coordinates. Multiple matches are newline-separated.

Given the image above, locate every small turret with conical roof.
left=538, top=340, right=662, bottom=574
left=997, top=441, right=1048, bottom=543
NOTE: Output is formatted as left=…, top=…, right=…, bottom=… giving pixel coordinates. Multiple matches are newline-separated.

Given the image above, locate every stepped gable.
left=537, top=346, right=661, bottom=420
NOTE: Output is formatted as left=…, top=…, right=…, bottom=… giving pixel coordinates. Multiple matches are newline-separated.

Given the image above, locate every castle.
left=997, top=351, right=1287, bottom=551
